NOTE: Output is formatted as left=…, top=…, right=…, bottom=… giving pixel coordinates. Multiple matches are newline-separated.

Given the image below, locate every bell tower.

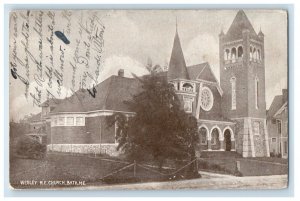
left=219, top=10, right=269, bottom=157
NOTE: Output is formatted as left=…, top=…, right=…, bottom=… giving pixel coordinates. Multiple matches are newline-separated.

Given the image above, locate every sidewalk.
left=73, top=172, right=287, bottom=190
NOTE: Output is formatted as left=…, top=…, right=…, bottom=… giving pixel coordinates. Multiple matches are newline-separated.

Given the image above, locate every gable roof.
left=224, top=10, right=259, bottom=42
left=187, top=62, right=218, bottom=83
left=27, top=112, right=42, bottom=122
left=51, top=76, right=141, bottom=114
left=267, top=93, right=287, bottom=119
left=167, top=30, right=189, bottom=80
left=187, top=63, right=207, bottom=80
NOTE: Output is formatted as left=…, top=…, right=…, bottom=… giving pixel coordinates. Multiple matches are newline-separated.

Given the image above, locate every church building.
left=36, top=10, right=270, bottom=157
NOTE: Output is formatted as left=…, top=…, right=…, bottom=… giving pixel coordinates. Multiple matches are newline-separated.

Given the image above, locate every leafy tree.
left=107, top=69, right=199, bottom=174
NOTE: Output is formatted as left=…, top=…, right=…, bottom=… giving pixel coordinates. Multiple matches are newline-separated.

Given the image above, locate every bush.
left=14, top=136, right=46, bottom=159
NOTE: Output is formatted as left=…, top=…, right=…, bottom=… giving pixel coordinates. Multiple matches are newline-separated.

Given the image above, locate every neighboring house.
left=22, top=99, right=64, bottom=144
left=31, top=10, right=271, bottom=157
left=267, top=89, right=288, bottom=158
left=24, top=112, right=46, bottom=144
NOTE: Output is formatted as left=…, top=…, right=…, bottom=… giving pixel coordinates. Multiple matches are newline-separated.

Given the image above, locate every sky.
left=9, top=9, right=288, bottom=121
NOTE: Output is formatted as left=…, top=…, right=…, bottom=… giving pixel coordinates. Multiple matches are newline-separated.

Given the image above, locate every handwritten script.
left=9, top=10, right=105, bottom=110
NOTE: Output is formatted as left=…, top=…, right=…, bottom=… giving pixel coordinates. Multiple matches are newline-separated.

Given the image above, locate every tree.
left=107, top=69, right=199, bottom=174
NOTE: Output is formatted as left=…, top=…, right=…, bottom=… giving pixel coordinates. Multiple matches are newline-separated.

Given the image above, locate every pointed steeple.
left=258, top=27, right=264, bottom=37
left=225, top=10, right=259, bottom=41
left=167, top=25, right=189, bottom=80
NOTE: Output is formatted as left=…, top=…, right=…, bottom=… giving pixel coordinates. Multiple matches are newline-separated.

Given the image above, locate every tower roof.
left=167, top=29, right=189, bottom=80
left=225, top=10, right=259, bottom=41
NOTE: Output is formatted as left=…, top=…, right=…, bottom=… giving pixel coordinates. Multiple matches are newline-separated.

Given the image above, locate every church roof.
left=167, top=30, right=189, bottom=80
left=187, top=62, right=218, bottom=83
left=187, top=63, right=208, bottom=80
left=224, top=10, right=259, bottom=41
left=51, top=75, right=141, bottom=114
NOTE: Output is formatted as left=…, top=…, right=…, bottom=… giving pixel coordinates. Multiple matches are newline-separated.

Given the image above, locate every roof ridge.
left=187, top=62, right=209, bottom=68
left=196, top=63, right=208, bottom=79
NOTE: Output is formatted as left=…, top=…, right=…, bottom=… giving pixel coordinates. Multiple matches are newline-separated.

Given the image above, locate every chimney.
left=118, top=69, right=124, bottom=77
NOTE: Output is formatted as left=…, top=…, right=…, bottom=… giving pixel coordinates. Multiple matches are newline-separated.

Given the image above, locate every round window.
left=200, top=86, right=214, bottom=111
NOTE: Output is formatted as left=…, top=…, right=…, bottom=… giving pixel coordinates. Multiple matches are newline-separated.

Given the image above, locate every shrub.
left=15, top=136, right=46, bottom=159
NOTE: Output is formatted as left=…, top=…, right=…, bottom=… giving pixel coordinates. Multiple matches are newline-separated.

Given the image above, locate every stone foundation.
left=234, top=117, right=269, bottom=157
left=47, top=143, right=120, bottom=157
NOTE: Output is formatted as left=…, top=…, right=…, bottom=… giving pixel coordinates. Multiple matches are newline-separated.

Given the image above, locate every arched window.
left=255, top=77, right=259, bottom=109
left=211, top=128, right=220, bottom=145
left=238, top=46, right=243, bottom=58
left=182, top=83, right=193, bottom=92
left=199, top=127, right=208, bottom=145
left=257, top=49, right=261, bottom=60
left=253, top=47, right=257, bottom=60
left=250, top=46, right=253, bottom=61
left=224, top=49, right=230, bottom=61
left=183, top=97, right=193, bottom=113
left=231, top=47, right=236, bottom=62
left=230, top=77, right=236, bottom=110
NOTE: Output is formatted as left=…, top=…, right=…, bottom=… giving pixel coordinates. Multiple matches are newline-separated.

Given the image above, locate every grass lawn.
left=10, top=153, right=130, bottom=188
left=199, top=157, right=288, bottom=176
left=10, top=152, right=194, bottom=188
left=9, top=151, right=289, bottom=189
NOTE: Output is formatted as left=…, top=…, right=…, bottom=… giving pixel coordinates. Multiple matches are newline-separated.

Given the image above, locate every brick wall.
left=51, top=126, right=88, bottom=144
left=86, top=116, right=115, bottom=143
left=211, top=140, right=221, bottom=150
left=48, top=116, right=116, bottom=144
left=197, top=84, right=223, bottom=120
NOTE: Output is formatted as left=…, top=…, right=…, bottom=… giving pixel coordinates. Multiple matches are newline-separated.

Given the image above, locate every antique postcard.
left=9, top=9, right=288, bottom=190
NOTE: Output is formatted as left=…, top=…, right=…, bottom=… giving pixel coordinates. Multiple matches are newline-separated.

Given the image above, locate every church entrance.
left=224, top=129, right=231, bottom=151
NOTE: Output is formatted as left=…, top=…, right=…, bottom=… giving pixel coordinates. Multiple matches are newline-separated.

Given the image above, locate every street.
left=80, top=171, right=288, bottom=190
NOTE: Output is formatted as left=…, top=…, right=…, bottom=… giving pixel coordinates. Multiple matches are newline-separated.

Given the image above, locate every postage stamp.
left=9, top=9, right=288, bottom=190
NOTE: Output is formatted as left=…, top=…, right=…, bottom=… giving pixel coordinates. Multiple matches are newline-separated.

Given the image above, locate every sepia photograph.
left=8, top=9, right=288, bottom=190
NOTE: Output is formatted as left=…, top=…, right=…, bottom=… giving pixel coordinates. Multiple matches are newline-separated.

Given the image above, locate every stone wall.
left=234, top=117, right=269, bottom=157
left=252, top=119, right=267, bottom=157
left=47, top=143, right=120, bottom=157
